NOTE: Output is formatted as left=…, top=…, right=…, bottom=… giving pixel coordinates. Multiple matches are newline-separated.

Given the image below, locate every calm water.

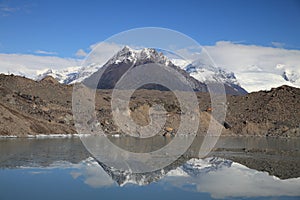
left=0, top=137, right=299, bottom=200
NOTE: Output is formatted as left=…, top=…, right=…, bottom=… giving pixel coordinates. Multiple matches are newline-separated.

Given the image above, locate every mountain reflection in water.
left=0, top=137, right=299, bottom=200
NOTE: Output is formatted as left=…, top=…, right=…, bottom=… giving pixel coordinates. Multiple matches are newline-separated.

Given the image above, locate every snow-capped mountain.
left=82, top=46, right=210, bottom=92
left=106, top=46, right=171, bottom=66
left=281, top=70, right=300, bottom=85
left=36, top=67, right=80, bottom=84
left=36, top=63, right=102, bottom=84
left=34, top=47, right=170, bottom=85
left=184, top=60, right=247, bottom=94
left=185, top=61, right=239, bottom=86
left=36, top=46, right=172, bottom=85
left=36, top=46, right=247, bottom=94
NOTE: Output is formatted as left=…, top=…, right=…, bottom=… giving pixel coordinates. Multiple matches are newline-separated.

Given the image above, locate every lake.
left=0, top=136, right=299, bottom=200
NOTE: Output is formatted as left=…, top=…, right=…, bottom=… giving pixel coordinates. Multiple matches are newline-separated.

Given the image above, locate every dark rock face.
left=84, top=62, right=207, bottom=92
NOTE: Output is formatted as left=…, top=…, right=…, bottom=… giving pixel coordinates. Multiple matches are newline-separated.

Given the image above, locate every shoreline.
left=0, top=133, right=299, bottom=139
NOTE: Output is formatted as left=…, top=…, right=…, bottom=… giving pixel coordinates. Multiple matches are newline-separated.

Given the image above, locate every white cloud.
left=271, top=41, right=285, bottom=48
left=75, top=49, right=88, bottom=57
left=1, top=6, right=18, bottom=12
left=35, top=50, right=57, bottom=55
left=0, top=4, right=19, bottom=16
left=0, top=42, right=122, bottom=79
left=0, top=53, right=80, bottom=78
left=84, top=42, right=122, bottom=66
left=180, top=41, right=300, bottom=92
left=73, top=42, right=121, bottom=65
left=0, top=1, right=33, bottom=17
left=202, top=41, right=300, bottom=72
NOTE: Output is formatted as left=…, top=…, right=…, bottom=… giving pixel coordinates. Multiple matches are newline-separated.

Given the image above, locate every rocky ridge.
left=0, top=74, right=299, bottom=137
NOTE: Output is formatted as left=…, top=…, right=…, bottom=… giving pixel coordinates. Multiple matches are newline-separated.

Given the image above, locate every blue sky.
left=0, top=0, right=300, bottom=57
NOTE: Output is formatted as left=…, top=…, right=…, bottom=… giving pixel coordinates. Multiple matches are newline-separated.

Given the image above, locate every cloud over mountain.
left=0, top=41, right=300, bottom=92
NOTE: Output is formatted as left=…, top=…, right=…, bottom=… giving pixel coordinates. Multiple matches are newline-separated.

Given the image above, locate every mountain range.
left=36, top=46, right=248, bottom=95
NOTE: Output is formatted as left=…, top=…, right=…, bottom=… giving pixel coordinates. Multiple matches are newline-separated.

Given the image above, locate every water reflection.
left=163, top=158, right=300, bottom=199
left=0, top=137, right=299, bottom=200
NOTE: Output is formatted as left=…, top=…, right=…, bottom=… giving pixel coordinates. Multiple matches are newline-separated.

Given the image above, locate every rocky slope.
left=0, top=74, right=299, bottom=137
left=226, top=85, right=300, bottom=137
left=0, top=74, right=76, bottom=137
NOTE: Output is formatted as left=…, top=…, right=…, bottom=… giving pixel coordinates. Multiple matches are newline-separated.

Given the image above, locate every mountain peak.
left=106, top=46, right=171, bottom=67
left=39, top=75, right=60, bottom=84
left=117, top=45, right=134, bottom=56
left=121, top=45, right=133, bottom=52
